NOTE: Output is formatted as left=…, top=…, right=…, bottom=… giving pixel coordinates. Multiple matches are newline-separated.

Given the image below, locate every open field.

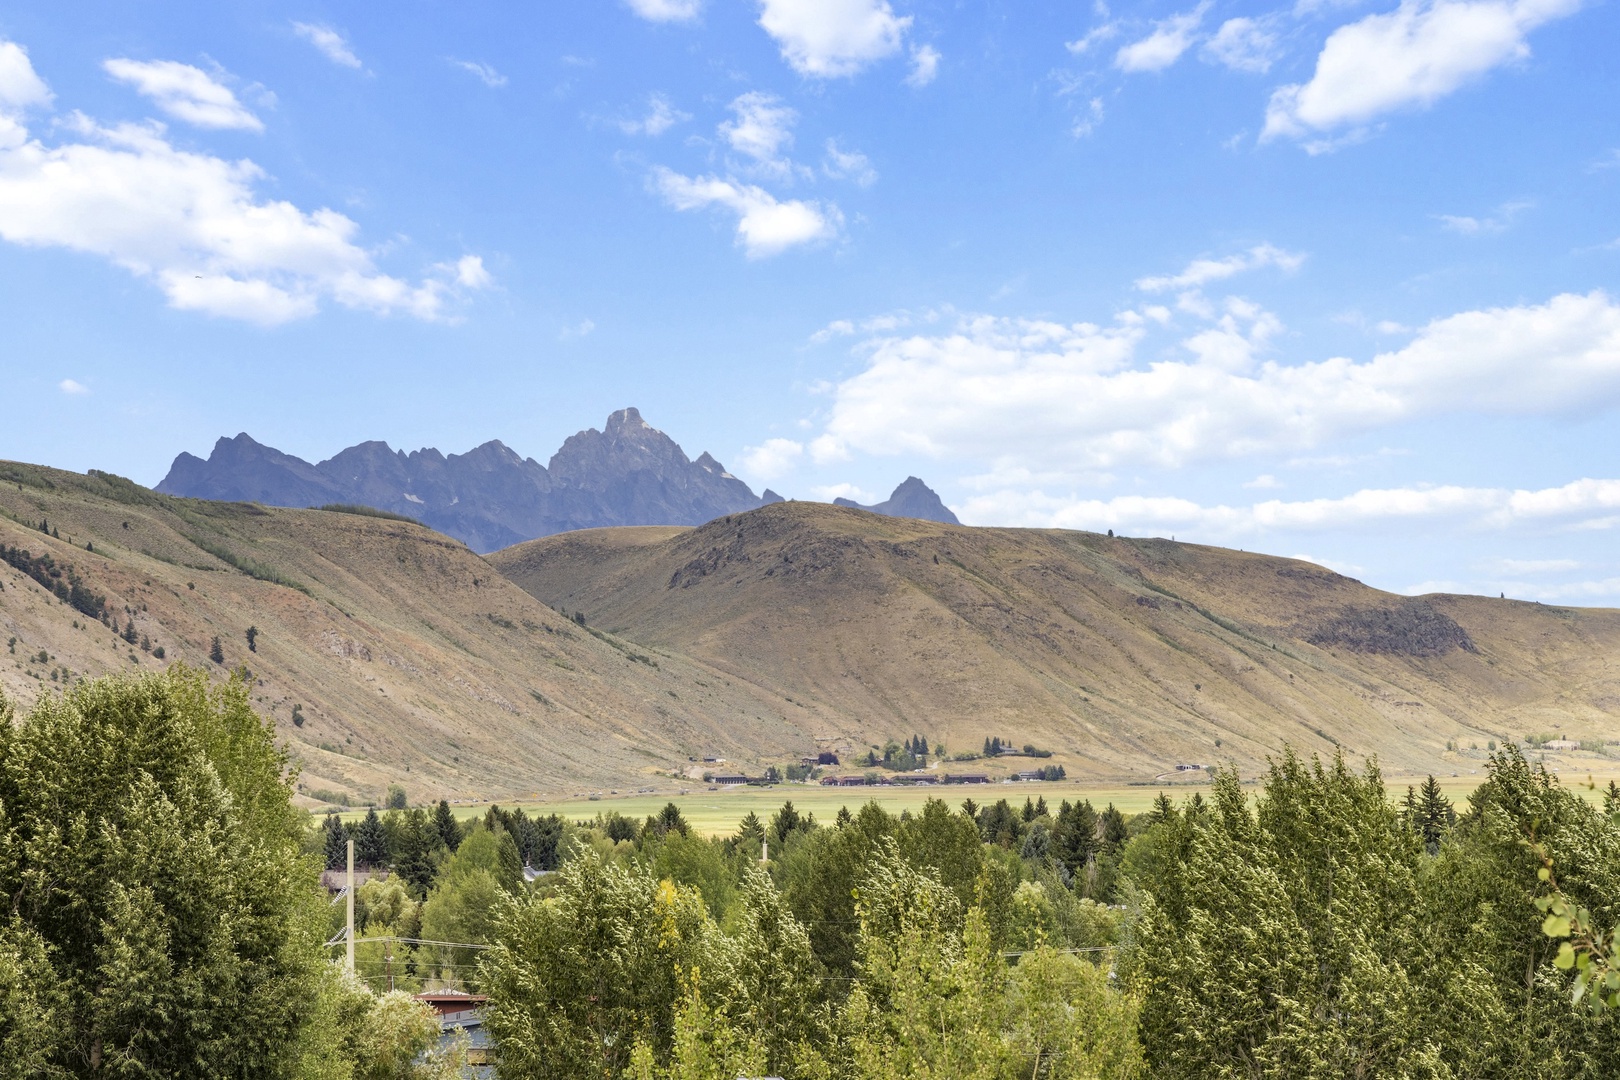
left=335, top=761, right=1620, bottom=837
left=399, top=757, right=1620, bottom=837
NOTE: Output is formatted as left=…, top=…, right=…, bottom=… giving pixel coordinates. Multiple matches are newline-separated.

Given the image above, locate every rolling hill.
left=490, top=501, right=1620, bottom=781
left=0, top=462, right=817, bottom=807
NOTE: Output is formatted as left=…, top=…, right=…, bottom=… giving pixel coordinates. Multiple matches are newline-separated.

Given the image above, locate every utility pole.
left=761, top=834, right=768, bottom=863
left=346, top=837, right=356, bottom=974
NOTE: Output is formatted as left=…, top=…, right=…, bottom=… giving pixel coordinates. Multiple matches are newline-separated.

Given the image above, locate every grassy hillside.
left=490, top=501, right=1620, bottom=783
left=0, top=463, right=815, bottom=806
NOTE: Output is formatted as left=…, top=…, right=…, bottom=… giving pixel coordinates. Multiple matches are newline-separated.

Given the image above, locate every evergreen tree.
left=1416, top=773, right=1454, bottom=855
left=1605, top=780, right=1620, bottom=815
left=735, top=811, right=766, bottom=847
left=209, top=635, right=225, bottom=664
left=434, top=798, right=461, bottom=851
left=354, top=808, right=388, bottom=869
left=323, top=812, right=350, bottom=870
left=245, top=625, right=258, bottom=653
left=769, top=800, right=803, bottom=845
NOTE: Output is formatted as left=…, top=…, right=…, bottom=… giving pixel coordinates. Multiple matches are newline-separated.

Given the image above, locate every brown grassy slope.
left=0, top=464, right=814, bottom=804
left=489, top=501, right=1620, bottom=781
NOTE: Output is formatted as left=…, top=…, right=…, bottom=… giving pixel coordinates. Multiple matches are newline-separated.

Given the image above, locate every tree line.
left=3, top=668, right=1619, bottom=1077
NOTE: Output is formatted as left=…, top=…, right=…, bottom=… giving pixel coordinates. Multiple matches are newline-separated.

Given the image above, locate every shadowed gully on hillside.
left=490, top=501, right=1620, bottom=780
left=0, top=461, right=815, bottom=805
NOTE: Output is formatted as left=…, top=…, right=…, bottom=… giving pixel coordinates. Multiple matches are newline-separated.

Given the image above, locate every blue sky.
left=2, top=0, right=1619, bottom=601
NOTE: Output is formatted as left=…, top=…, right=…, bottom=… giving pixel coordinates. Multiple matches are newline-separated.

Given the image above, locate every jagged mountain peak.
left=157, top=409, right=771, bottom=552
left=833, top=477, right=959, bottom=525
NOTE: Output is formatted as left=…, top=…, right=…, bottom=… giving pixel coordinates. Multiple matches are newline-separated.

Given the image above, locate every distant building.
left=1175, top=763, right=1209, bottom=772
left=414, top=992, right=494, bottom=1078
left=1543, top=740, right=1580, bottom=751
left=943, top=774, right=990, bottom=785
left=1015, top=770, right=1044, bottom=781
left=711, top=774, right=749, bottom=787
left=319, top=868, right=388, bottom=893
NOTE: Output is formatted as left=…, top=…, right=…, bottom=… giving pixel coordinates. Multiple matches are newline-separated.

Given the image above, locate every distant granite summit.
left=157, top=408, right=785, bottom=552
left=834, top=477, right=960, bottom=524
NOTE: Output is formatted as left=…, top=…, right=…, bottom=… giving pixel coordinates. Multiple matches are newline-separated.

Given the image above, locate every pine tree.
left=209, top=635, right=224, bottom=665
left=245, top=625, right=258, bottom=653
left=1605, top=780, right=1620, bottom=815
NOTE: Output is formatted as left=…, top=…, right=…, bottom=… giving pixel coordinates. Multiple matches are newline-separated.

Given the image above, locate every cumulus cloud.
left=626, top=0, right=704, bottom=21
left=1115, top=2, right=1210, bottom=73
left=823, top=139, right=877, bottom=185
left=618, top=92, right=689, bottom=136
left=292, top=23, right=362, bottom=69
left=955, top=476, right=1620, bottom=540
left=906, top=44, right=941, bottom=87
left=813, top=482, right=879, bottom=503
left=103, top=59, right=263, bottom=131
left=740, top=437, right=805, bottom=479
left=1201, top=17, right=1279, bottom=73
left=1135, top=243, right=1304, bottom=292
left=756, top=0, right=911, bottom=78
left=58, top=378, right=88, bottom=394
left=451, top=59, right=507, bottom=87
left=651, top=167, right=841, bottom=257
left=0, top=40, right=490, bottom=325
left=720, top=92, right=798, bottom=171
left=810, top=290, right=1620, bottom=471
left=1263, top=0, right=1581, bottom=144
left=0, top=40, right=52, bottom=147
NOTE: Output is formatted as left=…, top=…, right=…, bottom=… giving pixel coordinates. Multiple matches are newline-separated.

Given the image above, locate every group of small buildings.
left=819, top=770, right=1060, bottom=786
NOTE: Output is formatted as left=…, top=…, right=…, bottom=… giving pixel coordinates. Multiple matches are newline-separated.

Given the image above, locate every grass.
left=336, top=764, right=1620, bottom=838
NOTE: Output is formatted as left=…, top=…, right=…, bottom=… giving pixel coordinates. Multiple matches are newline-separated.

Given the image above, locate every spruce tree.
left=1605, top=780, right=1620, bottom=815
left=245, top=625, right=258, bottom=653
left=322, top=813, right=349, bottom=870
left=434, top=798, right=461, bottom=851
left=354, top=807, right=388, bottom=868
left=209, top=635, right=224, bottom=665
left=1417, top=774, right=1454, bottom=855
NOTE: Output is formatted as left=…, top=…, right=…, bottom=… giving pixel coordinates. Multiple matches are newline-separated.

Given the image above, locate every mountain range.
left=155, top=408, right=798, bottom=552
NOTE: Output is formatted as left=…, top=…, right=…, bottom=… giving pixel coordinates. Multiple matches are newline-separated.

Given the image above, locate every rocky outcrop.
left=1303, top=599, right=1478, bottom=657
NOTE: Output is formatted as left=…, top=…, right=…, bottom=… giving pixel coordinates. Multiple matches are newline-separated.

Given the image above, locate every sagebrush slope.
left=490, top=501, right=1620, bottom=780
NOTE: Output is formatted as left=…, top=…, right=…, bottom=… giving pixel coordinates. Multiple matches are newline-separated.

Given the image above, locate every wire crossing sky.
left=1, top=0, right=1617, bottom=601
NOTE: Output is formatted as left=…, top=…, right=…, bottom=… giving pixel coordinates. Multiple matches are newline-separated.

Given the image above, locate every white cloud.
left=292, top=23, right=362, bottom=69
left=811, top=318, right=857, bottom=343
left=619, top=92, right=689, bottom=136
left=1135, top=243, right=1304, bottom=292
left=103, top=59, right=262, bottom=131
left=1202, top=17, right=1279, bottom=73
left=58, top=378, right=88, bottom=394
left=810, top=290, right=1620, bottom=472
left=813, top=482, right=879, bottom=503
left=559, top=318, right=595, bottom=340
left=451, top=59, right=507, bottom=87
left=756, top=0, right=912, bottom=78
left=651, top=167, right=841, bottom=257
left=720, top=92, right=797, bottom=170
left=1115, top=3, right=1211, bottom=73
left=1072, top=97, right=1105, bottom=138
left=0, top=46, right=489, bottom=326
left=906, top=44, right=941, bottom=87
left=955, top=476, right=1620, bottom=540
left=1244, top=473, right=1282, bottom=489
left=740, top=437, right=805, bottom=479
left=1480, top=556, right=1579, bottom=574
left=1437, top=198, right=1532, bottom=234
left=627, top=0, right=704, bottom=21
left=1263, top=0, right=1581, bottom=143
left=1067, top=23, right=1120, bottom=54
left=0, top=40, right=52, bottom=148
left=823, top=139, right=877, bottom=185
